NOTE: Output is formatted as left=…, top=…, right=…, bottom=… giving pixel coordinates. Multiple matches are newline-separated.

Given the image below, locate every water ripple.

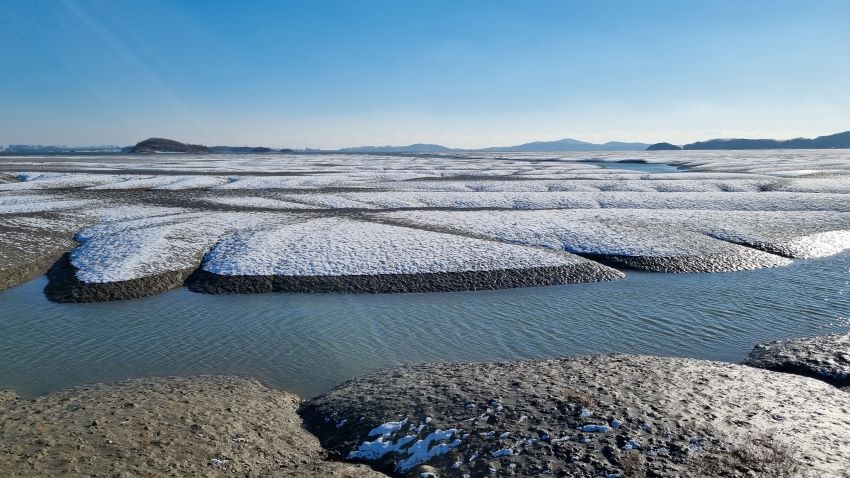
left=1, top=252, right=849, bottom=398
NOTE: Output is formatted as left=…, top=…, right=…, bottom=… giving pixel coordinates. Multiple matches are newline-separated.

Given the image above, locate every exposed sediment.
left=0, top=224, right=77, bottom=292
left=44, top=254, right=197, bottom=302
left=0, top=376, right=387, bottom=478
left=581, top=248, right=789, bottom=273
left=4, top=151, right=850, bottom=301
left=744, top=333, right=850, bottom=387
left=301, top=355, right=850, bottom=477
left=187, top=263, right=622, bottom=294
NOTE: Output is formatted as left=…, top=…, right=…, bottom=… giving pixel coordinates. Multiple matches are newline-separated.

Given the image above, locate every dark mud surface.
left=0, top=376, right=387, bottom=477
left=302, top=355, right=850, bottom=477
left=187, top=263, right=623, bottom=295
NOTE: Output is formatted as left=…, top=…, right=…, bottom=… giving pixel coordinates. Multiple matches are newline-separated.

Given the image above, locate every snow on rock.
left=348, top=428, right=462, bottom=473
left=396, top=430, right=463, bottom=472
left=368, top=419, right=409, bottom=437
left=347, top=434, right=417, bottom=461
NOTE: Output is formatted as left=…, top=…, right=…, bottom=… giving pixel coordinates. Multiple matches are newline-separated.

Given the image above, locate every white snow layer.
left=201, top=217, right=589, bottom=277
left=0, top=193, right=100, bottom=214
left=377, top=209, right=850, bottom=260
left=70, top=211, right=289, bottom=283
left=6, top=149, right=850, bottom=287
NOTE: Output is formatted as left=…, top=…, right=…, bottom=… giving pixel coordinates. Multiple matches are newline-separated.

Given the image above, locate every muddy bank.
left=44, top=254, right=197, bottom=303
left=0, top=225, right=77, bottom=292
left=580, top=248, right=789, bottom=273
left=0, top=376, right=386, bottom=477
left=744, top=333, right=850, bottom=387
left=301, top=355, right=850, bottom=477
left=187, top=262, right=622, bottom=295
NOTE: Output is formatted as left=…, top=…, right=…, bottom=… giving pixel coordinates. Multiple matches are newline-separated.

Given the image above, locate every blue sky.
left=1, top=0, right=848, bottom=148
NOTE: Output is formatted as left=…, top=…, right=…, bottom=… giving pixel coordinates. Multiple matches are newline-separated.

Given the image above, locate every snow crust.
left=379, top=209, right=850, bottom=260
left=0, top=193, right=99, bottom=214
left=70, top=211, right=290, bottom=283
left=376, top=210, right=789, bottom=265
left=201, top=218, right=587, bottom=277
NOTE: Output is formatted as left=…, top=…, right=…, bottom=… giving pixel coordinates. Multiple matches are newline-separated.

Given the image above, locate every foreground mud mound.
left=744, top=333, right=850, bottom=387
left=0, top=376, right=386, bottom=477
left=301, top=355, right=850, bottom=477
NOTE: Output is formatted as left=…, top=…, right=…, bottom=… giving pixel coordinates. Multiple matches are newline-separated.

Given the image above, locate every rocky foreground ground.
left=2, top=355, right=849, bottom=478
left=302, top=355, right=850, bottom=478
left=0, top=376, right=384, bottom=477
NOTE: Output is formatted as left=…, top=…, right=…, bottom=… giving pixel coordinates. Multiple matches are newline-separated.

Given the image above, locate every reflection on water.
left=0, top=252, right=848, bottom=398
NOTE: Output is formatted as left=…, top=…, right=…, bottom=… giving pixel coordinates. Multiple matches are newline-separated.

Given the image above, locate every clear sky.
left=1, top=0, right=848, bottom=148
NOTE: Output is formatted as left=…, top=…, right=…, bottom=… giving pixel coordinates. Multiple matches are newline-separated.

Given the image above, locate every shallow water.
left=578, top=160, right=683, bottom=173
left=1, top=252, right=849, bottom=399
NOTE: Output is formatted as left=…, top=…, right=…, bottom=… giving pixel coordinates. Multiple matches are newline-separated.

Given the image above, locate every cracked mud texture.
left=744, top=333, right=850, bottom=387
left=0, top=376, right=387, bottom=477
left=301, top=355, right=850, bottom=478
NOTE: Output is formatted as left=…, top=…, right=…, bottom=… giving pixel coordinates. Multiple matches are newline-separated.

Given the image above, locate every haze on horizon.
left=1, top=0, right=848, bottom=150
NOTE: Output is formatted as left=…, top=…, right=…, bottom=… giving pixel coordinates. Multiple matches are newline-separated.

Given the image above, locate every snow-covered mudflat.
left=2, top=150, right=850, bottom=300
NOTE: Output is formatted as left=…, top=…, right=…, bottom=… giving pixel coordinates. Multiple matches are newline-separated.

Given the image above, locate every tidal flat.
left=2, top=150, right=850, bottom=477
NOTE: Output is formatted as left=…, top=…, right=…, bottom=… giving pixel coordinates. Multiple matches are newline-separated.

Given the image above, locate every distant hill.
left=13, top=130, right=849, bottom=156
left=209, top=146, right=284, bottom=153
left=476, top=138, right=650, bottom=152
left=647, top=142, right=682, bottom=151
left=338, top=138, right=650, bottom=153
left=129, top=138, right=210, bottom=154
left=683, top=131, right=850, bottom=150
left=0, top=144, right=123, bottom=154
left=337, top=143, right=454, bottom=153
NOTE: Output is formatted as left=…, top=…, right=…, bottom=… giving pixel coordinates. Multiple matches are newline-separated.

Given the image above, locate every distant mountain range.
left=338, top=143, right=454, bottom=153
left=3, top=130, right=849, bottom=154
left=338, top=138, right=650, bottom=153
left=681, top=131, right=850, bottom=150
left=0, top=144, right=124, bottom=154
left=477, top=138, right=650, bottom=152
left=339, top=131, right=850, bottom=152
